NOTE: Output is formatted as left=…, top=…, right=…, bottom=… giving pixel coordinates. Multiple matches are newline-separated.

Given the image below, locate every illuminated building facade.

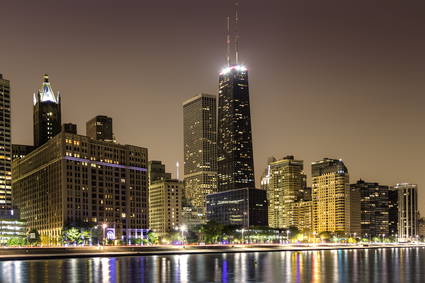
left=311, top=158, right=360, bottom=235
left=12, top=130, right=149, bottom=242
left=351, top=179, right=389, bottom=237
left=183, top=94, right=217, bottom=212
left=0, top=74, right=12, bottom=211
left=0, top=208, right=26, bottom=244
left=291, top=201, right=312, bottom=231
left=33, top=74, right=61, bottom=148
left=217, top=65, right=255, bottom=192
left=391, top=183, right=418, bottom=241
left=86, top=115, right=114, bottom=142
left=148, top=179, right=182, bottom=235
left=206, top=188, right=268, bottom=227
left=261, top=156, right=306, bottom=228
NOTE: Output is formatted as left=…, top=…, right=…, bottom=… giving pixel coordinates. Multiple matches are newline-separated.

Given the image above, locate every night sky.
left=2, top=1, right=425, bottom=212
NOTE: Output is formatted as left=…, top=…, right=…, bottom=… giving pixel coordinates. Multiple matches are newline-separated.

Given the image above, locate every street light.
left=103, top=224, right=107, bottom=247
left=287, top=230, right=290, bottom=243
left=180, top=225, right=186, bottom=246
left=313, top=231, right=316, bottom=243
left=241, top=229, right=244, bottom=244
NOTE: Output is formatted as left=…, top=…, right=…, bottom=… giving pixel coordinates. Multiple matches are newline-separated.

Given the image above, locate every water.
left=1, top=247, right=425, bottom=282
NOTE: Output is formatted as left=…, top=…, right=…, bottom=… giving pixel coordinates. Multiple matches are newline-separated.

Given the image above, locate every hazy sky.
left=2, top=1, right=425, bottom=212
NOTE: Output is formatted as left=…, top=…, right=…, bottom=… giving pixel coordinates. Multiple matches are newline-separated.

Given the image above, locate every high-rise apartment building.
left=0, top=74, right=12, bottom=211
left=351, top=179, right=389, bottom=237
left=261, top=156, right=306, bottom=228
left=311, top=158, right=360, bottom=235
left=33, top=74, right=61, bottom=148
left=12, top=129, right=149, bottom=242
left=183, top=94, right=217, bottom=211
left=217, top=65, right=255, bottom=191
left=391, top=183, right=418, bottom=241
left=86, top=115, right=114, bottom=142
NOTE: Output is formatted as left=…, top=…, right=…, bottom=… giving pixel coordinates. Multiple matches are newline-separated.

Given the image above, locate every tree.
left=6, top=237, right=25, bottom=246
left=148, top=231, right=158, bottom=244
left=28, top=228, right=41, bottom=245
left=67, top=228, right=83, bottom=244
left=164, top=231, right=180, bottom=243
left=186, top=231, right=198, bottom=244
left=201, top=221, right=223, bottom=244
left=40, top=234, right=51, bottom=246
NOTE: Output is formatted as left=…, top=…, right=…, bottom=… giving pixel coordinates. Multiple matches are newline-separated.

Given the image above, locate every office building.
left=33, top=74, right=61, bottom=148
left=311, top=158, right=360, bottom=235
left=261, top=156, right=306, bottom=228
left=149, top=179, right=182, bottom=235
left=12, top=129, right=149, bottom=242
left=0, top=74, right=12, bottom=211
left=183, top=94, right=217, bottom=211
left=148, top=160, right=171, bottom=185
left=217, top=64, right=255, bottom=191
left=391, top=183, right=419, bottom=241
left=206, top=188, right=268, bottom=227
left=86, top=115, right=114, bottom=142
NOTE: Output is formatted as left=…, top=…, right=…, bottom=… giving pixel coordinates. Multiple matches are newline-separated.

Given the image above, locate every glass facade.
left=206, top=188, right=268, bottom=228
left=217, top=66, right=255, bottom=192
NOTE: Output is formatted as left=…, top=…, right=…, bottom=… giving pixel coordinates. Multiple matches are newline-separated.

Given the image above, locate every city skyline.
left=2, top=0, right=425, bottom=213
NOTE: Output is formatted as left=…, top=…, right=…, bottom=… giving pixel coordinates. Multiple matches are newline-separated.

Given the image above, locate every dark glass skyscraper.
left=217, top=65, right=255, bottom=191
left=33, top=74, right=61, bottom=148
left=0, top=74, right=12, bottom=211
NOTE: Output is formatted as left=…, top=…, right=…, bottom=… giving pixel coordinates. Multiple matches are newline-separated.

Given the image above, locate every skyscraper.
left=183, top=94, right=217, bottom=210
left=311, top=158, right=360, bottom=235
left=86, top=115, right=114, bottom=142
left=391, top=183, right=419, bottom=241
left=217, top=65, right=255, bottom=191
left=0, top=74, right=12, bottom=211
left=261, top=156, right=306, bottom=228
left=33, top=74, right=61, bottom=148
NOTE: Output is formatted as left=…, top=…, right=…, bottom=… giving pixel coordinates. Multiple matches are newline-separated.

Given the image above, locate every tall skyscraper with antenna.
left=217, top=11, right=255, bottom=192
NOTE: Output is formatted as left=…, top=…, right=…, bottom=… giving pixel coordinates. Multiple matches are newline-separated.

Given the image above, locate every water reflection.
left=1, top=248, right=425, bottom=282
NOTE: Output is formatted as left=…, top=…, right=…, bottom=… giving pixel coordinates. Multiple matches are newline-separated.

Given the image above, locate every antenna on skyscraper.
left=227, top=16, right=231, bottom=67
left=235, top=3, right=239, bottom=65
left=176, top=161, right=179, bottom=180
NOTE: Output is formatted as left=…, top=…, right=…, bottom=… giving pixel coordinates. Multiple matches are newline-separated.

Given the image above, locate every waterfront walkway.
left=1, top=243, right=424, bottom=261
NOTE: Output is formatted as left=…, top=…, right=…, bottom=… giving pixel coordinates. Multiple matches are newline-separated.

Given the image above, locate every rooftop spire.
left=227, top=16, right=230, bottom=67
left=235, top=3, right=239, bottom=65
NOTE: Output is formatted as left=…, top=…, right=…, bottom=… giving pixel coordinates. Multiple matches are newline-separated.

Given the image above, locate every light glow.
left=219, top=65, right=247, bottom=75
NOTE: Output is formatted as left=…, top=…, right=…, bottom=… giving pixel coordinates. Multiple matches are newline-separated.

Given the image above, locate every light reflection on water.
left=1, top=248, right=425, bottom=282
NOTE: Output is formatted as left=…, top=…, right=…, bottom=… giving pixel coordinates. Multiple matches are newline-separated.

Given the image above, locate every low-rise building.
left=206, top=188, right=268, bottom=228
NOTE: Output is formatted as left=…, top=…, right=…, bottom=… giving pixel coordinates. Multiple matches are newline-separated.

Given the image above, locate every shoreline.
left=0, top=243, right=424, bottom=261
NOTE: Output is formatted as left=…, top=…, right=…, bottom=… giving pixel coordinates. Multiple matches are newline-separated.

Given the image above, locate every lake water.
left=1, top=247, right=424, bottom=282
